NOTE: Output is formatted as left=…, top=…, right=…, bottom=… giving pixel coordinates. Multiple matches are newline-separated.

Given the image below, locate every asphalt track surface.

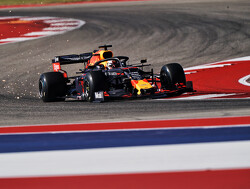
left=0, top=0, right=250, bottom=126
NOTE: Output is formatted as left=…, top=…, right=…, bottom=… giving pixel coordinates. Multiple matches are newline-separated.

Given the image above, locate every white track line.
left=184, top=63, right=232, bottom=71
left=43, top=27, right=77, bottom=31
left=218, top=56, right=250, bottom=63
left=0, top=141, right=249, bottom=178
left=238, top=75, right=250, bottom=87
left=158, top=93, right=237, bottom=100
left=0, top=37, right=38, bottom=42
left=44, top=19, right=79, bottom=23
left=24, top=31, right=64, bottom=36
left=51, top=22, right=79, bottom=26
left=184, top=56, right=250, bottom=72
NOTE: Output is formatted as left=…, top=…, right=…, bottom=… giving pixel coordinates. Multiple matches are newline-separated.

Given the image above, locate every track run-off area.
left=0, top=0, right=250, bottom=188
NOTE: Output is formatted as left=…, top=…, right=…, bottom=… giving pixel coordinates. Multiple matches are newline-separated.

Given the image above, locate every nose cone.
left=131, top=79, right=153, bottom=95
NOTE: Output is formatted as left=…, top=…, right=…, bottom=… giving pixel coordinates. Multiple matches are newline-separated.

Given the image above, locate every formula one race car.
left=39, top=45, right=193, bottom=102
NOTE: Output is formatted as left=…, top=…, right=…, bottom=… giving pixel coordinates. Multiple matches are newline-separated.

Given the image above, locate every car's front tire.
left=160, top=63, right=186, bottom=90
left=39, top=72, right=66, bottom=102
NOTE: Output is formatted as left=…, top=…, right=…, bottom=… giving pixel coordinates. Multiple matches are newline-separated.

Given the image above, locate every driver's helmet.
left=107, top=60, right=119, bottom=69
left=107, top=60, right=113, bottom=69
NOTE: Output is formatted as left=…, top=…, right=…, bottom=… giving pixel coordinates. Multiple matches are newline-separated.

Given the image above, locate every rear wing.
left=52, top=52, right=92, bottom=72
left=52, top=52, right=92, bottom=64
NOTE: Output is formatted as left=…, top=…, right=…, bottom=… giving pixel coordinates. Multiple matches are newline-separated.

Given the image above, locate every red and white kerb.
left=0, top=16, right=85, bottom=45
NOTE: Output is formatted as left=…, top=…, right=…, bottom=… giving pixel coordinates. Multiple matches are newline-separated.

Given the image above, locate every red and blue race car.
left=39, top=45, right=193, bottom=102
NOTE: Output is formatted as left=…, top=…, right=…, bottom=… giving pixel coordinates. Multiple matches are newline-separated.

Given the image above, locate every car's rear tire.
left=160, top=63, right=186, bottom=90
left=84, top=71, right=106, bottom=102
left=39, top=72, right=66, bottom=102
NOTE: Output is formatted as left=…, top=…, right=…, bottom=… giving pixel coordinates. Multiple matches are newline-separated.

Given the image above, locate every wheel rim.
left=85, top=80, right=90, bottom=100
left=39, top=79, right=44, bottom=98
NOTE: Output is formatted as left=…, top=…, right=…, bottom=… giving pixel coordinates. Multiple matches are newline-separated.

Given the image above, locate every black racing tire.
left=39, top=72, right=66, bottom=102
left=160, top=63, right=186, bottom=90
left=84, top=71, right=106, bottom=102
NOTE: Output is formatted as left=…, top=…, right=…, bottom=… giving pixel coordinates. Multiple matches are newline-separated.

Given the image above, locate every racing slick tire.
left=84, top=71, right=106, bottom=102
left=39, top=72, right=66, bottom=102
left=160, top=63, right=186, bottom=90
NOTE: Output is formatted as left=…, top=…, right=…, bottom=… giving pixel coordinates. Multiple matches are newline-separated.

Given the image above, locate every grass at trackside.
left=0, top=0, right=104, bottom=6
